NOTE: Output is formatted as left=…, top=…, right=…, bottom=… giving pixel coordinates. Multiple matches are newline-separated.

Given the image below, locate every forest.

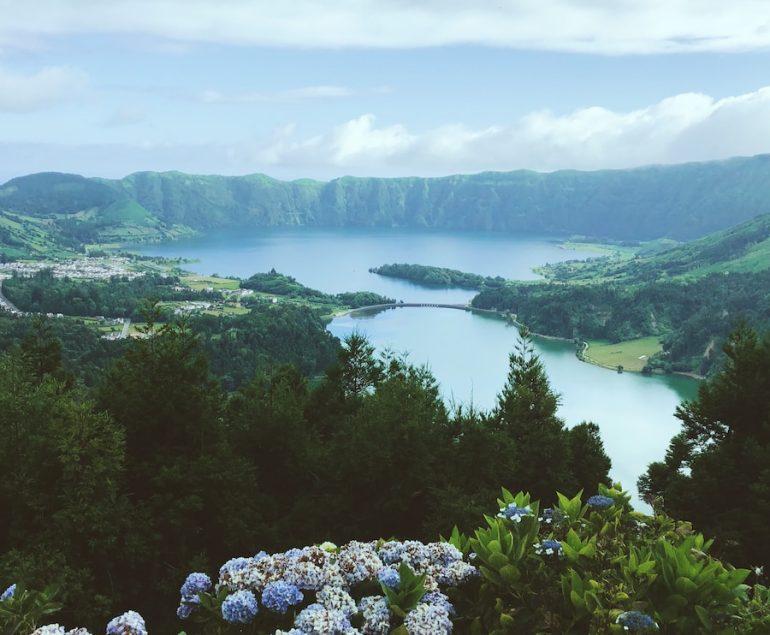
left=0, top=312, right=614, bottom=632
left=3, top=271, right=220, bottom=319
left=0, top=313, right=768, bottom=633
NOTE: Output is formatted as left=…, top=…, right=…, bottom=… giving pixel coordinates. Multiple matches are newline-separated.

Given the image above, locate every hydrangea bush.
left=177, top=539, right=477, bottom=634
left=3, top=483, right=769, bottom=634
left=455, top=483, right=770, bottom=633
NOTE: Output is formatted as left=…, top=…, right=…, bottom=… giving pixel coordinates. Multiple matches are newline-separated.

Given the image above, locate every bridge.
left=339, top=302, right=503, bottom=316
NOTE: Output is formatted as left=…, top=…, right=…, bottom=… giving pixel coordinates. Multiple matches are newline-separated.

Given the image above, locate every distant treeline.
left=241, top=270, right=394, bottom=308
left=3, top=271, right=219, bottom=319
left=370, top=263, right=505, bottom=290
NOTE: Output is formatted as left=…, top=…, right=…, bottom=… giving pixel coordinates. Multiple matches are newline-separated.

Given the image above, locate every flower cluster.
left=403, top=603, right=453, bottom=634
left=358, top=596, right=390, bottom=634
left=222, top=589, right=259, bottom=623
left=498, top=503, right=533, bottom=522
left=105, top=610, right=147, bottom=635
left=198, top=539, right=476, bottom=632
left=539, top=507, right=565, bottom=525
left=377, top=568, right=400, bottom=589
left=616, top=610, right=658, bottom=631
left=176, top=571, right=212, bottom=619
left=262, top=581, right=304, bottom=614
left=534, top=539, right=564, bottom=557
left=587, top=494, right=615, bottom=509
left=31, top=627, right=92, bottom=635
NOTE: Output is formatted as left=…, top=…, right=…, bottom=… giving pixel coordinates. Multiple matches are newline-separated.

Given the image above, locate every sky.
left=3, top=1, right=770, bottom=182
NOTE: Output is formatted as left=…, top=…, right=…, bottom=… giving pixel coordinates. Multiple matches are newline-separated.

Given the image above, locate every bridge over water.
left=339, top=302, right=504, bottom=316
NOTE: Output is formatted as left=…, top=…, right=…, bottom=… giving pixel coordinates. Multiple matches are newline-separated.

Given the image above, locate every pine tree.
left=494, top=328, right=574, bottom=501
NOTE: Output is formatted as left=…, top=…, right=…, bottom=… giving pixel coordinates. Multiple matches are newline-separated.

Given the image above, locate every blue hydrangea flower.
left=420, top=591, right=455, bottom=616
left=106, top=610, right=147, bottom=635
left=359, top=596, right=390, bottom=635
left=617, top=611, right=658, bottom=631
left=221, top=590, right=259, bottom=624
left=295, top=603, right=352, bottom=633
left=180, top=572, right=211, bottom=599
left=1, top=583, right=15, bottom=602
left=535, top=539, right=564, bottom=557
left=261, top=581, right=304, bottom=614
left=498, top=503, right=533, bottom=522
left=176, top=603, right=193, bottom=620
left=404, top=603, right=452, bottom=634
left=539, top=508, right=565, bottom=525
left=219, top=557, right=252, bottom=577
left=254, top=550, right=268, bottom=561
left=378, top=541, right=406, bottom=565
left=587, top=495, right=615, bottom=509
left=377, top=567, right=400, bottom=589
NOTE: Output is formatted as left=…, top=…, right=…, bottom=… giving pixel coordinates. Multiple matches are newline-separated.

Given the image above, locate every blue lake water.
left=139, top=227, right=698, bottom=505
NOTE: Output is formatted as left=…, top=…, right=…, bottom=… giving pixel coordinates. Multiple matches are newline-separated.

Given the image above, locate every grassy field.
left=583, top=336, right=662, bottom=372
left=180, top=274, right=240, bottom=291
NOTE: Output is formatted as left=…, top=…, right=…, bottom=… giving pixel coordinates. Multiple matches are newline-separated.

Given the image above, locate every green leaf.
left=694, top=605, right=712, bottom=629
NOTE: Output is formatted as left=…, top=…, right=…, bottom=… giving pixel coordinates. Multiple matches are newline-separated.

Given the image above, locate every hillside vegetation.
left=369, top=216, right=770, bottom=375
left=7, top=156, right=770, bottom=257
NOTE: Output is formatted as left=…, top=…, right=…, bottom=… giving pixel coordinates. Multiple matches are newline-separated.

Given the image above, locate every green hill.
left=6, top=155, right=770, bottom=252
left=543, top=213, right=770, bottom=283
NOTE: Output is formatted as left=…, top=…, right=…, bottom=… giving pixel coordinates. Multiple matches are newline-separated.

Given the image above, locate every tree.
left=0, top=352, right=127, bottom=628
left=640, top=325, right=770, bottom=568
left=19, top=316, right=65, bottom=382
left=568, top=422, right=612, bottom=495
left=96, top=308, right=260, bottom=627
left=336, top=332, right=384, bottom=399
left=494, top=328, right=574, bottom=501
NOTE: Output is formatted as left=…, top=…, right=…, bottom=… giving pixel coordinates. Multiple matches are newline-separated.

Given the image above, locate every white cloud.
left=254, top=87, right=770, bottom=175
left=0, top=65, right=88, bottom=112
left=4, top=86, right=770, bottom=180
left=2, top=0, right=770, bottom=54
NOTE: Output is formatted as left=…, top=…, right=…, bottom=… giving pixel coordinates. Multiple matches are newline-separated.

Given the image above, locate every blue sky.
left=3, top=1, right=770, bottom=181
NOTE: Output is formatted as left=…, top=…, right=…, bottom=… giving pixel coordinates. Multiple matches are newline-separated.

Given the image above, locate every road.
left=0, top=278, right=22, bottom=315
left=120, top=318, right=131, bottom=339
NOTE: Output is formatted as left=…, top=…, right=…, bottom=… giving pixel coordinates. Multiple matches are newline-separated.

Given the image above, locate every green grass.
left=181, top=274, right=240, bottom=291
left=583, top=336, right=662, bottom=372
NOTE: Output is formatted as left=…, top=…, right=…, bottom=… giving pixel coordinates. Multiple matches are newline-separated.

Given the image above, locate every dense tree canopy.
left=0, top=318, right=612, bottom=632
left=640, top=325, right=770, bottom=569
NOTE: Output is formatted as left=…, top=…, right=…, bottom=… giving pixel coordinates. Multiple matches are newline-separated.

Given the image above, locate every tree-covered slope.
left=5, top=155, right=770, bottom=245
left=544, top=212, right=770, bottom=283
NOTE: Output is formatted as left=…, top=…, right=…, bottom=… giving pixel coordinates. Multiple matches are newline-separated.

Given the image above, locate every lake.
left=139, top=226, right=698, bottom=505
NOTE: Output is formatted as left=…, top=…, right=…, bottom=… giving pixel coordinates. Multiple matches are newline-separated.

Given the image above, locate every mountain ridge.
left=4, top=154, right=770, bottom=250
